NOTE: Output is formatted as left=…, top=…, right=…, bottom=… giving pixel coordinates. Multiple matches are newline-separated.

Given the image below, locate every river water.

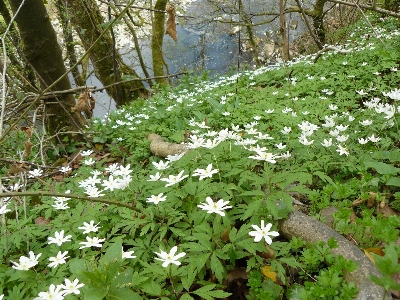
left=89, top=1, right=306, bottom=116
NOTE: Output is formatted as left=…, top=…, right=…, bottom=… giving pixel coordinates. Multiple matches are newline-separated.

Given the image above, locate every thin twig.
left=0, top=0, right=136, bottom=144
left=328, top=0, right=400, bottom=18
left=91, top=72, right=187, bottom=92
left=1, top=0, right=27, bottom=136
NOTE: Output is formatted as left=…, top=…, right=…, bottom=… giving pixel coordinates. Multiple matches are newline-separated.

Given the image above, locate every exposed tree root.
left=148, top=134, right=188, bottom=158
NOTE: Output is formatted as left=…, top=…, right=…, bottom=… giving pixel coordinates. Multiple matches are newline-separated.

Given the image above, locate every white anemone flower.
left=192, top=164, right=219, bottom=180
left=197, top=197, right=232, bottom=216
left=154, top=246, right=186, bottom=267
left=249, top=220, right=279, bottom=244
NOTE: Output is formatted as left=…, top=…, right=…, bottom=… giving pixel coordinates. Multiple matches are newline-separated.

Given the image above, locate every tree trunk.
left=54, top=0, right=85, bottom=87
left=64, top=0, right=147, bottom=106
left=8, top=0, right=84, bottom=134
left=238, top=0, right=261, bottom=67
left=152, top=0, right=168, bottom=85
left=279, top=0, right=290, bottom=60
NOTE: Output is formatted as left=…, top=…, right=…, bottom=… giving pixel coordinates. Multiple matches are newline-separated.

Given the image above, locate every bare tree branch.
left=328, top=0, right=400, bottom=18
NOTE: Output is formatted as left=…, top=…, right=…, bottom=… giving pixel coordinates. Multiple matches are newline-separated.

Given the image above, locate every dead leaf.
left=260, top=245, right=275, bottom=259
left=367, top=192, right=377, bottom=208
left=165, top=4, right=177, bottom=42
left=350, top=211, right=357, bottom=223
left=352, top=197, right=365, bottom=207
left=35, top=216, right=51, bottom=225
left=227, top=267, right=248, bottom=282
left=379, top=196, right=386, bottom=209
left=23, top=141, right=32, bottom=159
left=21, top=126, right=32, bottom=139
left=261, top=265, right=278, bottom=283
left=221, top=228, right=230, bottom=242
left=52, top=174, right=64, bottom=182
left=365, top=247, right=385, bottom=256
left=8, top=163, right=26, bottom=175
left=72, top=87, right=95, bottom=119
left=363, top=248, right=375, bottom=263
left=377, top=203, right=399, bottom=217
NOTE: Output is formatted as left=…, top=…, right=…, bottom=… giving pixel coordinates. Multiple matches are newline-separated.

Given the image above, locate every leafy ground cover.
left=1, top=14, right=400, bottom=300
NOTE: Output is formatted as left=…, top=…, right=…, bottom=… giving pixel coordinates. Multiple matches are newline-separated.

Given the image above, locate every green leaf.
left=181, top=264, right=197, bottom=291
left=99, top=240, right=123, bottom=281
left=240, top=190, right=265, bottom=197
left=192, top=233, right=212, bottom=250
left=193, top=284, right=216, bottom=300
left=386, top=177, right=400, bottom=187
left=192, top=252, right=211, bottom=270
left=193, top=284, right=231, bottom=299
left=131, top=272, right=149, bottom=287
left=210, top=253, right=226, bottom=282
left=365, top=161, right=400, bottom=175
left=240, top=199, right=263, bottom=221
left=180, top=294, right=195, bottom=300
left=7, top=270, right=36, bottom=283
left=313, top=171, right=335, bottom=186
left=109, top=289, right=142, bottom=300
left=113, top=267, right=133, bottom=288
left=84, top=288, right=108, bottom=300
left=100, top=239, right=123, bottom=266
left=140, top=279, right=162, bottom=296
left=207, top=289, right=232, bottom=298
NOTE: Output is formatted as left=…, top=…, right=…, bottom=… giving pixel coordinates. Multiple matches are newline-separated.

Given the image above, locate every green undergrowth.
left=1, top=13, right=400, bottom=300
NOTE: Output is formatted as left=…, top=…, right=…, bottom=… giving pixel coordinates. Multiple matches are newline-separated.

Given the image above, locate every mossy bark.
left=152, top=0, right=168, bottom=85
left=312, top=0, right=327, bottom=45
left=64, top=0, right=147, bottom=106
left=238, top=0, right=261, bottom=66
left=54, top=0, right=85, bottom=87
left=8, top=0, right=84, bottom=134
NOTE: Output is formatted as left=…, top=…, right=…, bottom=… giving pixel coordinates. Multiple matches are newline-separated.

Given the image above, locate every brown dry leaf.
left=379, top=196, right=386, bottom=209
left=95, top=143, right=104, bottom=151
left=89, top=90, right=95, bottom=113
left=72, top=88, right=94, bottom=119
left=377, top=203, right=399, bottom=218
left=261, top=265, right=278, bottom=283
left=263, top=245, right=275, bottom=259
left=165, top=4, right=177, bottom=42
left=367, top=192, right=377, bottom=208
left=349, top=211, right=357, bottom=223
left=23, top=141, right=32, bottom=159
left=227, top=267, right=248, bottom=282
left=363, top=249, right=376, bottom=263
left=21, top=126, right=32, bottom=139
left=352, top=197, right=365, bottom=207
left=221, top=228, right=230, bottom=242
left=8, top=163, right=26, bottom=175
left=52, top=174, right=64, bottom=182
left=365, top=247, right=385, bottom=256
left=35, top=216, right=51, bottom=225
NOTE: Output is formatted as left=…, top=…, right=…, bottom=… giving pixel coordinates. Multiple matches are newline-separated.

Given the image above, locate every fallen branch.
left=148, top=134, right=188, bottom=158
left=313, top=46, right=352, bottom=63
